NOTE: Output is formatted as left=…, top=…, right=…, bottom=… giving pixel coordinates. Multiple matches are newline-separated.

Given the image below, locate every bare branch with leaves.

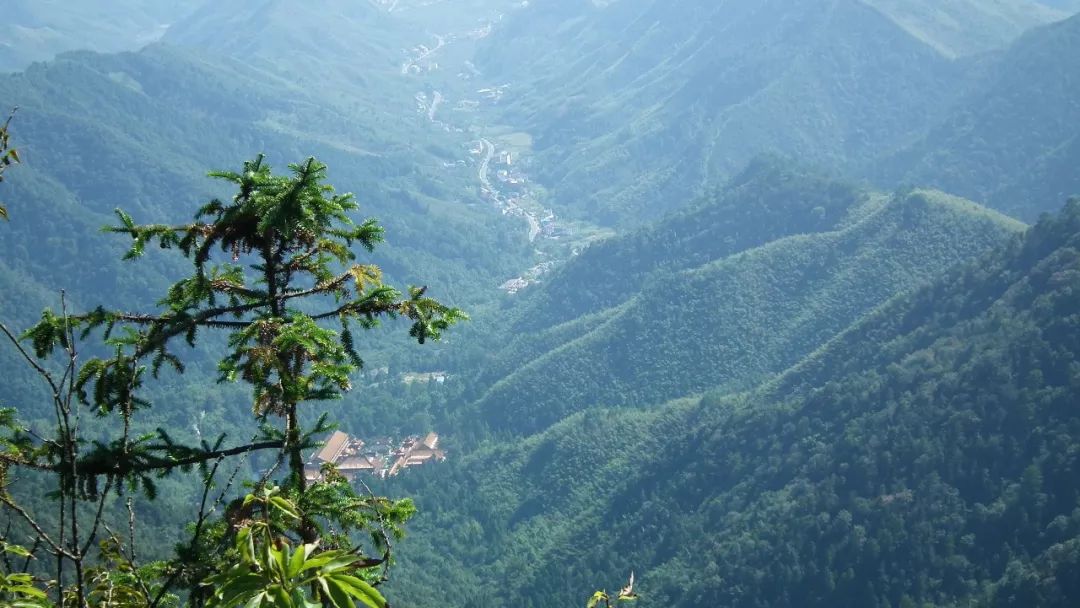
left=0, top=107, right=20, bottom=221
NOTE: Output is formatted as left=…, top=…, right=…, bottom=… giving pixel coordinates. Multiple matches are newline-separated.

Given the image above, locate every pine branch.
left=84, top=439, right=285, bottom=476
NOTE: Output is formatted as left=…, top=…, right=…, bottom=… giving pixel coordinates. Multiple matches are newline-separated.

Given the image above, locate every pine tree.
left=2, top=154, right=465, bottom=606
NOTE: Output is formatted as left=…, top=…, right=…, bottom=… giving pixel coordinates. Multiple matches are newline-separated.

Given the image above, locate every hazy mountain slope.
left=0, top=46, right=527, bottom=307
left=1036, top=0, right=1080, bottom=9
left=475, top=0, right=971, bottom=226
left=163, top=0, right=411, bottom=110
left=874, top=13, right=1080, bottom=220
left=394, top=198, right=1080, bottom=608
left=465, top=172, right=1023, bottom=436
left=863, top=0, right=1065, bottom=56
left=0, top=0, right=205, bottom=72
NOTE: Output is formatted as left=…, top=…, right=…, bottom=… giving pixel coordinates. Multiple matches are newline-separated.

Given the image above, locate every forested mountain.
left=392, top=197, right=1080, bottom=608
left=472, top=0, right=1068, bottom=226
left=458, top=163, right=1023, bottom=435
left=0, top=33, right=551, bottom=585
left=876, top=12, right=1080, bottom=221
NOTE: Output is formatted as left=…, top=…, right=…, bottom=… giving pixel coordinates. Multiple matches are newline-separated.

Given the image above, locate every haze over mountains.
left=877, top=12, right=1080, bottom=219
left=2, top=1, right=1080, bottom=607
left=477, top=0, right=1080, bottom=225
left=1, top=1, right=204, bottom=72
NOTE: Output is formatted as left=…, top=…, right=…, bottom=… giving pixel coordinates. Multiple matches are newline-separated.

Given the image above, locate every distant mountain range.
left=877, top=12, right=1080, bottom=220
left=476, top=0, right=1080, bottom=225
left=1, top=0, right=204, bottom=72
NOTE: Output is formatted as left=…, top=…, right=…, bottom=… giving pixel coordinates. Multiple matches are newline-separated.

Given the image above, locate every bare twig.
left=0, top=322, right=62, bottom=400
left=79, top=478, right=114, bottom=556
left=0, top=495, right=74, bottom=560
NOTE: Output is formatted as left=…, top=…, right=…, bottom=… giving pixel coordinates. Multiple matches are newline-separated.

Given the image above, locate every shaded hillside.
left=394, top=198, right=1080, bottom=608
left=462, top=167, right=1022, bottom=436
left=507, top=159, right=864, bottom=332
left=876, top=12, right=1080, bottom=221
left=472, top=0, right=1057, bottom=226
left=465, top=160, right=866, bottom=395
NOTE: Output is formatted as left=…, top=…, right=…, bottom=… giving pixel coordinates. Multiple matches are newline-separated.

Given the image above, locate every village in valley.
left=305, top=430, right=447, bottom=482
left=400, top=3, right=615, bottom=297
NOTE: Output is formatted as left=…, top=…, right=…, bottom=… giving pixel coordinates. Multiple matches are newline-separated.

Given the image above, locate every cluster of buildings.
left=500, top=260, right=558, bottom=295
left=401, top=371, right=449, bottom=385
left=305, top=430, right=446, bottom=482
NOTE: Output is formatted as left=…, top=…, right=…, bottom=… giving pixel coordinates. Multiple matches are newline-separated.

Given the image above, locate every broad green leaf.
left=269, top=495, right=301, bottom=520
left=320, top=577, right=355, bottom=608
left=5, top=584, right=47, bottom=600
left=269, top=584, right=293, bottom=608
left=287, top=543, right=314, bottom=578
left=237, top=527, right=256, bottom=564
left=329, top=574, right=386, bottom=608
left=213, top=572, right=265, bottom=607
left=1, top=544, right=32, bottom=557
left=290, top=587, right=318, bottom=608
left=268, top=542, right=288, bottom=579
left=306, top=550, right=360, bottom=573
left=243, top=590, right=269, bottom=608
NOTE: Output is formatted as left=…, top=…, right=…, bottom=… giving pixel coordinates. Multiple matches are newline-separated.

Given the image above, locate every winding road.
left=478, top=139, right=541, bottom=242
left=428, top=90, right=443, bottom=122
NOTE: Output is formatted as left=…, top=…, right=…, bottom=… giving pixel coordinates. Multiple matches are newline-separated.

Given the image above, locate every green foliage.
left=19, top=154, right=463, bottom=480
left=205, top=488, right=388, bottom=608
left=0, top=542, right=48, bottom=607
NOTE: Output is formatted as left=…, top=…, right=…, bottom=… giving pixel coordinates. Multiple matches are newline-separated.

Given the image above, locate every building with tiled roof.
left=315, top=430, right=350, bottom=464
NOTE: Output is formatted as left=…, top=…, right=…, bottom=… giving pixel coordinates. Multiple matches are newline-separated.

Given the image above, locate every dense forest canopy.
left=1, top=1, right=1079, bottom=607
